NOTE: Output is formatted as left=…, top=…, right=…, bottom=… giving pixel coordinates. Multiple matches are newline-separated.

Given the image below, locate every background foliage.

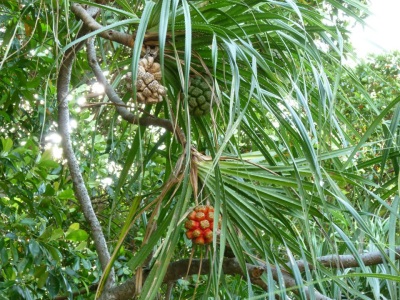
left=1, top=0, right=400, bottom=299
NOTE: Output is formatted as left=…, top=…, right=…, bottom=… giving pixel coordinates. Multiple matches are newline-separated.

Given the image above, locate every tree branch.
left=85, top=37, right=186, bottom=146
left=98, top=257, right=328, bottom=300
left=59, top=2, right=400, bottom=300
left=98, top=247, right=400, bottom=300
left=55, top=284, right=98, bottom=300
left=71, top=3, right=134, bottom=47
left=71, top=3, right=165, bottom=48
left=295, top=246, right=400, bottom=272
left=57, top=6, right=115, bottom=290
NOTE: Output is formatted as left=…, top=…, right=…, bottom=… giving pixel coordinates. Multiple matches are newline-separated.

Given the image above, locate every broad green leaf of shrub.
left=66, top=229, right=89, bottom=242
left=0, top=138, right=13, bottom=154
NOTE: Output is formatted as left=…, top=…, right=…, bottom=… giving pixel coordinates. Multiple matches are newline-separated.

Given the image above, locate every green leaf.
left=20, top=218, right=36, bottom=227
left=49, top=228, right=64, bottom=241
left=37, top=150, right=59, bottom=168
left=46, top=273, right=60, bottom=298
left=74, top=0, right=138, bottom=18
left=75, top=241, right=87, bottom=251
left=37, top=270, right=48, bottom=289
left=343, top=95, right=400, bottom=169
left=28, top=240, right=41, bottom=258
left=0, top=138, right=13, bottom=153
left=57, top=189, right=75, bottom=200
left=65, top=229, right=89, bottom=242
left=43, top=244, right=62, bottom=262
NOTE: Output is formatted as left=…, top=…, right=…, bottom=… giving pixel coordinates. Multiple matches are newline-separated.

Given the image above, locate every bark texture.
left=57, top=5, right=115, bottom=290
left=72, top=3, right=134, bottom=47
left=98, top=247, right=400, bottom=300
left=58, top=3, right=400, bottom=300
left=85, top=37, right=186, bottom=145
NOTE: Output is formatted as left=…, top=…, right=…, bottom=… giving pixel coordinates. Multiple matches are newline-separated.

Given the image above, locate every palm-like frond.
left=82, top=0, right=398, bottom=298
left=3, top=0, right=399, bottom=299
left=82, top=1, right=396, bottom=299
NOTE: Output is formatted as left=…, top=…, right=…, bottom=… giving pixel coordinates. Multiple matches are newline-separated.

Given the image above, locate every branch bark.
left=98, top=247, right=400, bottom=300
left=57, top=6, right=115, bottom=290
left=59, top=2, right=400, bottom=300
left=85, top=37, right=186, bottom=146
left=71, top=3, right=165, bottom=48
left=296, top=246, right=400, bottom=272
left=57, top=2, right=184, bottom=297
left=71, top=3, right=134, bottom=48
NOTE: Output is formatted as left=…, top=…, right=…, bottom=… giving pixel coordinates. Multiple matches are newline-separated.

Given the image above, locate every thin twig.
left=85, top=91, right=105, bottom=99
left=165, top=282, right=174, bottom=300
left=80, top=102, right=133, bottom=109
left=54, top=284, right=98, bottom=300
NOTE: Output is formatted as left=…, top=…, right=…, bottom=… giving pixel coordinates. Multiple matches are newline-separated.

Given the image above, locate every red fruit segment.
left=203, top=228, right=213, bottom=239
left=194, top=236, right=205, bottom=245
left=194, top=206, right=208, bottom=213
left=186, top=230, right=194, bottom=239
left=192, top=228, right=202, bottom=238
left=195, top=212, right=206, bottom=221
left=184, top=220, right=199, bottom=230
left=200, top=219, right=210, bottom=229
left=188, top=211, right=197, bottom=221
left=204, top=237, right=213, bottom=244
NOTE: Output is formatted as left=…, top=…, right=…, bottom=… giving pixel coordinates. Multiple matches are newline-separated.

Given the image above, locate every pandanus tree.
left=1, top=0, right=400, bottom=299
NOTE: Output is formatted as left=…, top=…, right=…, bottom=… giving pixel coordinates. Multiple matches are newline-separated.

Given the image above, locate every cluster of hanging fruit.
left=123, top=54, right=167, bottom=104
left=184, top=205, right=221, bottom=245
left=187, top=76, right=213, bottom=116
left=136, top=55, right=167, bottom=104
left=123, top=46, right=214, bottom=116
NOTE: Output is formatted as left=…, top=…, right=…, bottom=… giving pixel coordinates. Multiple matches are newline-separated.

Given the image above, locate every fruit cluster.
left=184, top=205, right=221, bottom=245
left=188, top=76, right=213, bottom=116
left=136, top=56, right=167, bottom=104
left=124, top=55, right=167, bottom=104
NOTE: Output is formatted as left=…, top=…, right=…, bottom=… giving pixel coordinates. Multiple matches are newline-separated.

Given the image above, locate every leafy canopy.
left=1, top=0, right=400, bottom=299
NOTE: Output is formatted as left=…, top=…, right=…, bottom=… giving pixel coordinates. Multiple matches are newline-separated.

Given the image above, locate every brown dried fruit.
left=124, top=53, right=167, bottom=105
